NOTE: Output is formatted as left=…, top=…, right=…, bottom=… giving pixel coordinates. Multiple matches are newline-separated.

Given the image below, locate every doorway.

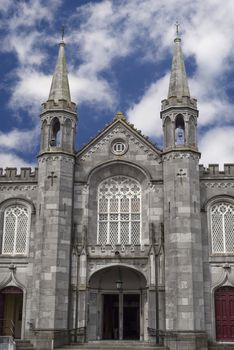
left=102, top=293, right=140, bottom=340
left=215, top=286, right=234, bottom=342
left=88, top=265, right=147, bottom=341
left=0, top=286, right=23, bottom=338
left=123, top=294, right=140, bottom=340
left=103, top=294, right=119, bottom=339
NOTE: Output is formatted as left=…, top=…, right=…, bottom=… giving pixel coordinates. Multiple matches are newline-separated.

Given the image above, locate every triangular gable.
left=77, top=112, right=162, bottom=161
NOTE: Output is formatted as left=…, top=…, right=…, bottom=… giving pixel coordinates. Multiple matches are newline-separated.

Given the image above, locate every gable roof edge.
left=76, top=116, right=162, bottom=158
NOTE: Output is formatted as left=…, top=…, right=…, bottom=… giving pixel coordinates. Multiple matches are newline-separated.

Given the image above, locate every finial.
left=61, top=24, right=65, bottom=42
left=114, top=111, right=126, bottom=120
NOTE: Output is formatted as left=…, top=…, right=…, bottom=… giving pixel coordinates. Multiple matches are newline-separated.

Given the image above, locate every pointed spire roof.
left=48, top=38, right=71, bottom=102
left=167, top=29, right=190, bottom=99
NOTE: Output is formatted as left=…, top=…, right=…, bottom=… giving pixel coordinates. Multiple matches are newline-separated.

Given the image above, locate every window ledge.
left=209, top=255, right=234, bottom=263
left=0, top=255, right=29, bottom=265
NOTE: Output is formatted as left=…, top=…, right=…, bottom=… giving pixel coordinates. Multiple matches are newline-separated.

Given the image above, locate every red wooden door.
left=215, top=287, right=234, bottom=341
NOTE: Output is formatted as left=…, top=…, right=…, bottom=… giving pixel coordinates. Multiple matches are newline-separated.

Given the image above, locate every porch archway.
left=88, top=265, right=147, bottom=341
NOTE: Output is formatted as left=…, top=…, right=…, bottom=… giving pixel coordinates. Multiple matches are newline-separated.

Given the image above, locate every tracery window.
left=210, top=202, right=234, bottom=254
left=97, top=176, right=141, bottom=248
left=2, top=205, right=30, bottom=255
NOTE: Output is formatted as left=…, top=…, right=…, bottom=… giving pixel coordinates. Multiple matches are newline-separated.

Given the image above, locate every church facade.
left=0, top=33, right=234, bottom=350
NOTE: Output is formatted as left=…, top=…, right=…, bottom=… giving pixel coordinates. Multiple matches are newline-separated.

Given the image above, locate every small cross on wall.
left=48, top=171, right=57, bottom=186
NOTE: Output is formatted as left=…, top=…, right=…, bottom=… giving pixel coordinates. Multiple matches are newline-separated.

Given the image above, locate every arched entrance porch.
left=88, top=265, right=147, bottom=341
left=215, top=286, right=234, bottom=342
left=0, top=286, right=23, bottom=338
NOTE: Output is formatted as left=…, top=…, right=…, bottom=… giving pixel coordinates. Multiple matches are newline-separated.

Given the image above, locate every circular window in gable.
left=111, top=139, right=128, bottom=155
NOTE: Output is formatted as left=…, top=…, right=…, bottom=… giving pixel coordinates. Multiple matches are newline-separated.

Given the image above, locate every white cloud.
left=127, top=74, right=169, bottom=137
left=10, top=69, right=51, bottom=113
left=0, top=0, right=12, bottom=13
left=3, top=31, right=46, bottom=66
left=69, top=73, right=116, bottom=108
left=199, top=127, right=234, bottom=168
left=2, top=0, right=234, bottom=168
left=0, top=153, right=34, bottom=169
left=0, top=128, right=39, bottom=152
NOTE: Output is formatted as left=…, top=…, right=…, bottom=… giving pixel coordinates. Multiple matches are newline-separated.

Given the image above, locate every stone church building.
left=0, top=32, right=234, bottom=350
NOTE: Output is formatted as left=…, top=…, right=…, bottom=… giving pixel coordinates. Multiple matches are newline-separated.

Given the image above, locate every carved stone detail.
left=162, top=152, right=200, bottom=161
left=0, top=185, right=37, bottom=191
left=38, top=155, right=75, bottom=163
left=80, top=126, right=159, bottom=161
left=204, top=182, right=234, bottom=189
left=148, top=183, right=161, bottom=193
left=76, top=184, right=89, bottom=194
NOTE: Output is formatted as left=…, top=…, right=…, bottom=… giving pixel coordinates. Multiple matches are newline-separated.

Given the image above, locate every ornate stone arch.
left=97, top=176, right=142, bottom=248
left=210, top=266, right=234, bottom=343
left=163, top=116, right=173, bottom=148
left=87, top=161, right=151, bottom=246
left=0, top=266, right=27, bottom=339
left=206, top=196, right=234, bottom=255
left=88, top=263, right=148, bottom=289
left=62, top=117, right=73, bottom=151
left=0, top=198, right=34, bottom=256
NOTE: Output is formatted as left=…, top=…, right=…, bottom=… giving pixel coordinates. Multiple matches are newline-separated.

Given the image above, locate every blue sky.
left=1, top=0, right=234, bottom=169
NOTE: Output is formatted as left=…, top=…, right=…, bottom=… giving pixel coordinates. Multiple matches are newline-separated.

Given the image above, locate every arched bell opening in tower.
left=188, top=116, right=197, bottom=147
left=164, top=116, right=173, bottom=149
left=50, top=117, right=61, bottom=147
left=175, top=114, right=185, bottom=145
left=63, top=118, right=73, bottom=151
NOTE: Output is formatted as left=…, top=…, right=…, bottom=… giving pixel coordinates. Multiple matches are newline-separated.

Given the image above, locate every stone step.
left=209, top=346, right=234, bottom=350
left=59, top=341, right=168, bottom=350
left=15, top=339, right=34, bottom=350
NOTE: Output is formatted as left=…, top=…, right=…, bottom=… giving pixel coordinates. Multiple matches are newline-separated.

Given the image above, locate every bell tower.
left=30, top=35, right=77, bottom=349
left=39, top=37, right=77, bottom=155
left=161, top=28, right=207, bottom=350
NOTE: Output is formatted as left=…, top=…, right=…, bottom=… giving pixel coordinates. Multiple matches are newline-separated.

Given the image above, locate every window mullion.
left=14, top=213, right=18, bottom=255
left=222, top=213, right=226, bottom=253
left=97, top=199, right=100, bottom=244
left=107, top=198, right=110, bottom=244
left=129, top=197, right=131, bottom=245
left=118, top=197, right=121, bottom=244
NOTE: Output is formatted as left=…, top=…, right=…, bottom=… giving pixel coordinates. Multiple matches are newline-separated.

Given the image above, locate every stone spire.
left=48, top=36, right=71, bottom=102
left=167, top=27, right=190, bottom=99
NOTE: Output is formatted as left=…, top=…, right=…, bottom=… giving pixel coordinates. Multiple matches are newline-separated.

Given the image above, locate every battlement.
left=200, top=164, right=234, bottom=177
left=161, top=96, right=197, bottom=111
left=0, top=167, right=38, bottom=182
left=41, top=99, right=77, bottom=114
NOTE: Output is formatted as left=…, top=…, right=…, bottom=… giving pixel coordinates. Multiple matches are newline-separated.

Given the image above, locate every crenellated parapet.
left=0, top=167, right=38, bottom=182
left=41, top=99, right=77, bottom=115
left=161, top=96, right=197, bottom=111
left=200, top=164, right=234, bottom=177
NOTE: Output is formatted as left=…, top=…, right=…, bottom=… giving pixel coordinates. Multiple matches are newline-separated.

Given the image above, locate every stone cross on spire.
left=175, top=20, right=180, bottom=37
left=48, top=27, right=71, bottom=102
left=61, top=24, right=65, bottom=41
left=167, top=22, right=190, bottom=99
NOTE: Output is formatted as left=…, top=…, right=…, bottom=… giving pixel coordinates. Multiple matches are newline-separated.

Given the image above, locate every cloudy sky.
left=1, top=0, right=234, bottom=169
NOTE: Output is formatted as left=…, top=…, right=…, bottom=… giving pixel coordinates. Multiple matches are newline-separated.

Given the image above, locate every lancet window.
left=97, top=176, right=141, bottom=248
left=210, top=202, right=234, bottom=254
left=2, top=205, right=30, bottom=255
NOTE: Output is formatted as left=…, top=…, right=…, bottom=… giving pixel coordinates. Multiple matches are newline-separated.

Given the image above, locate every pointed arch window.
left=2, top=205, right=31, bottom=255
left=97, top=176, right=141, bottom=248
left=210, top=202, right=234, bottom=254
